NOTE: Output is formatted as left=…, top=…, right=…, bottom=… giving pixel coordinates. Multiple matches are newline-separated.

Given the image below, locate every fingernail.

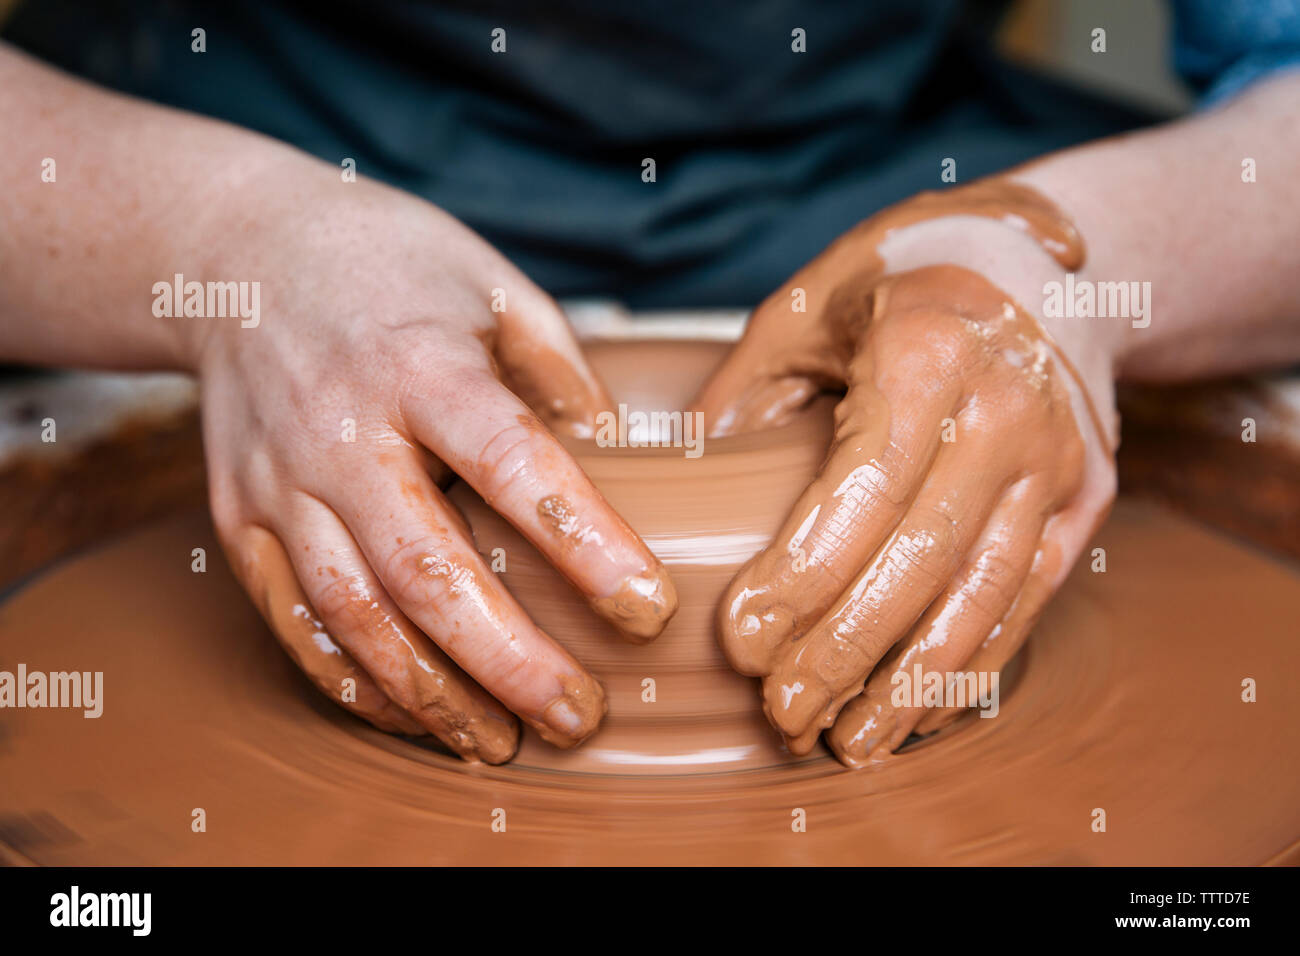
left=476, top=714, right=522, bottom=765
left=763, top=667, right=830, bottom=738
left=536, top=679, right=607, bottom=748
left=455, top=712, right=521, bottom=766
left=783, top=722, right=825, bottom=757
left=544, top=698, right=584, bottom=735
left=831, top=712, right=895, bottom=767
left=719, top=572, right=798, bottom=674
left=592, top=566, right=678, bottom=644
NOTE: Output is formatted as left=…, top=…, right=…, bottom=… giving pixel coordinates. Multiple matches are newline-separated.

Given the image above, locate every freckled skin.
left=693, top=180, right=1117, bottom=765
left=174, top=160, right=674, bottom=761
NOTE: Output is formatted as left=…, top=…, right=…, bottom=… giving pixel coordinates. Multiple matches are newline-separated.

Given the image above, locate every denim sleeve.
left=1172, top=0, right=1300, bottom=103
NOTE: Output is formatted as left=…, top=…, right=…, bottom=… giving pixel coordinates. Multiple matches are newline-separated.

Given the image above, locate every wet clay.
left=694, top=178, right=1115, bottom=451
left=451, top=342, right=842, bottom=773
left=718, top=266, right=1090, bottom=758
left=2, top=340, right=1299, bottom=864
left=534, top=492, right=676, bottom=644
left=692, top=180, right=1117, bottom=759
left=236, top=527, right=520, bottom=761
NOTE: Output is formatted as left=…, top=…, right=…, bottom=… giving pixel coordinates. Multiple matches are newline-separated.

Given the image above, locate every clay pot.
left=447, top=340, right=834, bottom=773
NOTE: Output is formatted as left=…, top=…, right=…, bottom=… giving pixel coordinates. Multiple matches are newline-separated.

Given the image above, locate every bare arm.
left=1017, top=70, right=1300, bottom=381
left=0, top=42, right=678, bottom=760
left=0, top=41, right=285, bottom=369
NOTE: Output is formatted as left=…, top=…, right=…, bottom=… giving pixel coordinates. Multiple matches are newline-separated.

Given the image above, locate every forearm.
left=0, top=43, right=299, bottom=371
left=1015, top=70, right=1300, bottom=382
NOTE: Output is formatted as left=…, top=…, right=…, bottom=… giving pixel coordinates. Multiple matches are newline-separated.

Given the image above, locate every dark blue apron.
left=5, top=0, right=1160, bottom=306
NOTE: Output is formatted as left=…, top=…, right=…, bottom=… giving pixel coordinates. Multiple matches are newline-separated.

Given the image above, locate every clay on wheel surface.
left=1, top=340, right=1297, bottom=864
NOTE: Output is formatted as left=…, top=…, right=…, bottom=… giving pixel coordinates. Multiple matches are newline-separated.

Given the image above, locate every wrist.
left=874, top=214, right=1122, bottom=450
left=877, top=215, right=1125, bottom=358
left=164, top=148, right=328, bottom=373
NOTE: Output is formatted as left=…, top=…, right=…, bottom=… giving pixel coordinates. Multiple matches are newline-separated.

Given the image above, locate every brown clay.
left=1, top=340, right=1297, bottom=864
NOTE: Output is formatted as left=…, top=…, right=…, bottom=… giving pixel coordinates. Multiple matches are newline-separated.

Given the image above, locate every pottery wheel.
left=1, top=342, right=1297, bottom=865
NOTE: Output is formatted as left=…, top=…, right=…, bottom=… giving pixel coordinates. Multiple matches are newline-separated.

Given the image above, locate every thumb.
left=691, top=284, right=840, bottom=437
left=493, top=284, right=612, bottom=438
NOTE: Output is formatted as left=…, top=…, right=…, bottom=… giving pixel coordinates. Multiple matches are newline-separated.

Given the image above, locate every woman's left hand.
left=692, top=183, right=1123, bottom=766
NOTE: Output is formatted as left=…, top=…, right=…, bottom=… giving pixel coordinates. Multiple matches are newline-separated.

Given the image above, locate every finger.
left=716, top=344, right=960, bottom=678
left=762, top=442, right=1008, bottom=753
left=224, top=524, right=427, bottom=736
left=691, top=241, right=888, bottom=437
left=827, top=478, right=1049, bottom=766
left=911, top=574, right=1047, bottom=738
left=327, top=457, right=608, bottom=748
left=911, top=444, right=1114, bottom=736
left=912, top=479, right=1112, bottom=736
left=691, top=338, right=822, bottom=437
left=690, top=298, right=831, bottom=438
left=278, top=494, right=521, bottom=764
left=491, top=282, right=613, bottom=437
left=403, top=366, right=676, bottom=643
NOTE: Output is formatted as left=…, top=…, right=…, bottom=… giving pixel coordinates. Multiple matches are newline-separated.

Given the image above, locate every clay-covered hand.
left=693, top=182, right=1120, bottom=766
left=186, top=168, right=675, bottom=763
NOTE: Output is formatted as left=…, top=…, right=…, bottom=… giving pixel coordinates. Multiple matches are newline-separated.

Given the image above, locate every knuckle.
left=1058, top=429, right=1088, bottom=485
left=817, top=621, right=893, bottom=687
left=993, top=378, right=1041, bottom=424
left=829, top=448, right=909, bottom=516
left=377, top=536, right=479, bottom=619
left=966, top=550, right=1023, bottom=619
left=240, top=445, right=283, bottom=500
left=307, top=570, right=373, bottom=633
left=1078, top=457, right=1118, bottom=514
left=377, top=537, right=438, bottom=605
left=476, top=419, right=548, bottom=503
left=892, top=505, right=962, bottom=587
left=414, top=358, right=493, bottom=417
left=486, top=649, right=538, bottom=694
left=952, top=398, right=1000, bottom=444
left=920, top=315, right=981, bottom=369
left=884, top=323, right=971, bottom=384
left=1097, top=461, right=1118, bottom=501
left=910, top=502, right=963, bottom=553
left=978, top=548, right=1021, bottom=593
left=207, top=482, right=244, bottom=547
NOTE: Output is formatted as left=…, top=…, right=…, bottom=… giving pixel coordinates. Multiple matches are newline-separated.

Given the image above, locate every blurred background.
left=999, top=0, right=1189, bottom=112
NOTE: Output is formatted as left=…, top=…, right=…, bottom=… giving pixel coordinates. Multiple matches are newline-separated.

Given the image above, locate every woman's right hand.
left=187, top=165, right=676, bottom=763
